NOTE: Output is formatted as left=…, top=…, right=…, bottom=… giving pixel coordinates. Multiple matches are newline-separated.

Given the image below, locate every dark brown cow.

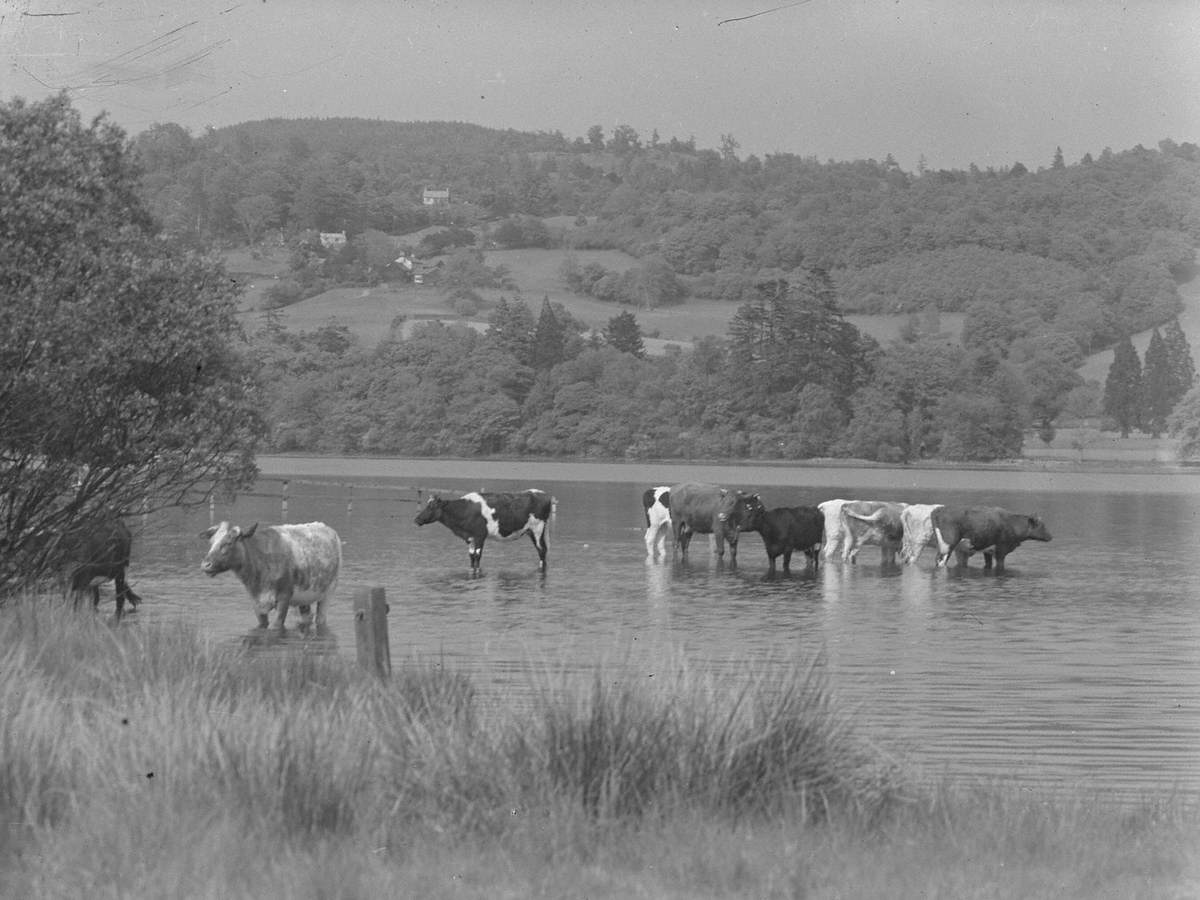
left=931, top=506, right=1052, bottom=573
left=58, top=514, right=142, bottom=616
left=415, top=490, right=553, bottom=571
left=756, top=506, right=824, bottom=575
left=668, top=482, right=765, bottom=563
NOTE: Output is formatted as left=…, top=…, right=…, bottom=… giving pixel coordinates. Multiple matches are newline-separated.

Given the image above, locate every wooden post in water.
left=353, top=586, right=391, bottom=679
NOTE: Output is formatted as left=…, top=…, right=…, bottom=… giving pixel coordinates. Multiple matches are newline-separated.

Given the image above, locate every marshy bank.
left=1, top=601, right=1196, bottom=899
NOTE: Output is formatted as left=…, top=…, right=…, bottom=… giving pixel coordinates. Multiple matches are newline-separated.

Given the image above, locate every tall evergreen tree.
left=1141, top=328, right=1172, bottom=436
left=603, top=310, right=646, bottom=358
left=531, top=296, right=566, bottom=370
left=1103, top=336, right=1143, bottom=437
left=1162, top=318, right=1196, bottom=406
left=485, top=296, right=536, bottom=366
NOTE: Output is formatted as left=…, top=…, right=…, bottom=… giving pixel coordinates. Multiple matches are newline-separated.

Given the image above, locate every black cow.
left=756, top=506, right=824, bottom=575
left=59, top=514, right=142, bottom=616
left=415, top=489, right=553, bottom=571
left=668, top=482, right=765, bottom=563
left=931, top=506, right=1052, bottom=573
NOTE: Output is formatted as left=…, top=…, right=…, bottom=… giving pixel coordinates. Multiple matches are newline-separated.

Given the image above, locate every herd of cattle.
left=49, top=481, right=1050, bottom=632
left=641, top=483, right=1052, bottom=576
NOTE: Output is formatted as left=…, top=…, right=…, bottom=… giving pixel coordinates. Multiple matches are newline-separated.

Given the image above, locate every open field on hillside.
left=226, top=245, right=1200, bottom=461
left=230, top=246, right=965, bottom=351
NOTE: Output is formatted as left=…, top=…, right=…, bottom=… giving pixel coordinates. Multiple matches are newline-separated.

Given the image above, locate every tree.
left=1140, top=328, right=1172, bottom=436
left=531, top=296, right=567, bottom=370
left=0, top=94, right=264, bottom=592
left=603, top=311, right=645, bottom=358
left=1162, top=318, right=1196, bottom=407
left=1103, top=336, right=1143, bottom=437
left=586, top=125, right=605, bottom=151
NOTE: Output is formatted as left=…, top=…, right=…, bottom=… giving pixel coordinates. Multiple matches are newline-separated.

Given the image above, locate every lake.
left=129, top=457, right=1200, bottom=802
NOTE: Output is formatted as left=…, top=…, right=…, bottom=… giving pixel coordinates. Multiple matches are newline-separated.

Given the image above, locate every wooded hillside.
left=131, top=117, right=1200, bottom=461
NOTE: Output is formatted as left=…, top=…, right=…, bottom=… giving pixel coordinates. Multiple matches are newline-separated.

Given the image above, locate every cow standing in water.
left=756, top=506, right=824, bottom=575
left=201, top=521, right=341, bottom=631
left=58, top=513, right=142, bottom=616
left=931, top=506, right=1051, bottom=573
left=668, top=482, right=764, bottom=564
left=642, top=486, right=671, bottom=559
left=415, top=490, right=553, bottom=572
left=899, top=503, right=945, bottom=564
left=817, top=499, right=850, bottom=561
left=840, top=500, right=908, bottom=565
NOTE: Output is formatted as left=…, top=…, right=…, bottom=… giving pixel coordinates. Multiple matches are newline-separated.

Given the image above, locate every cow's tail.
left=843, top=508, right=888, bottom=524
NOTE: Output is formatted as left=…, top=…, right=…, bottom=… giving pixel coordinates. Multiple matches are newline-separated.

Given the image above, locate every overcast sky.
left=3, top=0, right=1198, bottom=171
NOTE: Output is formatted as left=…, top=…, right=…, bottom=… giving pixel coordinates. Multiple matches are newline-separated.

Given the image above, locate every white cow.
left=201, top=521, right=341, bottom=631
left=642, top=486, right=672, bottom=558
left=899, top=504, right=944, bottom=564
left=817, top=499, right=850, bottom=561
left=840, top=500, right=909, bottom=565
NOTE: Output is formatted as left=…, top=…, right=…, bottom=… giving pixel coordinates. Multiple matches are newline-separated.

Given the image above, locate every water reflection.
left=128, top=472, right=1200, bottom=801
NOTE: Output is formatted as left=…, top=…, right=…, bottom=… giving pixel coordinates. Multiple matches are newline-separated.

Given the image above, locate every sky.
left=3, top=0, right=1199, bottom=172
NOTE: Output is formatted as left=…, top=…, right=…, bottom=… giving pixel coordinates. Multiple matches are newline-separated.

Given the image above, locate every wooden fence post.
left=354, top=586, right=392, bottom=679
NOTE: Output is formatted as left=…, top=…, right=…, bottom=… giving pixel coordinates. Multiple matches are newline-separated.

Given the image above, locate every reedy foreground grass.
left=1, top=600, right=1196, bottom=899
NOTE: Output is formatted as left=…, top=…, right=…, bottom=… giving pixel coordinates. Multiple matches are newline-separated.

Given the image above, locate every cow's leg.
left=727, top=533, right=738, bottom=564
left=955, top=547, right=971, bottom=568
left=465, top=537, right=482, bottom=570
left=274, top=591, right=292, bottom=631
left=782, top=548, right=792, bottom=574
left=297, top=604, right=313, bottom=630
left=644, top=524, right=659, bottom=557
left=677, top=524, right=692, bottom=558
left=528, top=528, right=548, bottom=569
left=992, top=552, right=1006, bottom=574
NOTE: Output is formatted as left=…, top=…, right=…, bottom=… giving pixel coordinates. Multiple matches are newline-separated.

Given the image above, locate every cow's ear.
left=240, top=523, right=258, bottom=540
left=200, top=525, right=218, bottom=539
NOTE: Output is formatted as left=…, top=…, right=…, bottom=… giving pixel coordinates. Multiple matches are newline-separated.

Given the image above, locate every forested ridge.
left=130, top=116, right=1200, bottom=461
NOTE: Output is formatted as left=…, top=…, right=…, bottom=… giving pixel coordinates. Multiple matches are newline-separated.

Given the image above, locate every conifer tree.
left=531, top=295, right=566, bottom=370
left=1162, top=318, right=1196, bottom=407
left=1141, top=328, right=1172, bottom=436
left=1103, top=335, right=1143, bottom=437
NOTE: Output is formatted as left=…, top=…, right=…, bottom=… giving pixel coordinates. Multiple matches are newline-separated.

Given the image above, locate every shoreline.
left=253, top=453, right=1200, bottom=496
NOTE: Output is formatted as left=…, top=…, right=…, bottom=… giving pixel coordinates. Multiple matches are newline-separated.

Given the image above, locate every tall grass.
left=1, top=598, right=1196, bottom=899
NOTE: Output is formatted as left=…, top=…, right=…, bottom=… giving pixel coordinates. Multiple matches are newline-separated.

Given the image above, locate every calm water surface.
left=129, top=459, right=1200, bottom=801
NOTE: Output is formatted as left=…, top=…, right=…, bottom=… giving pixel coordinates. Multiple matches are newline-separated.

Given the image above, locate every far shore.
left=253, top=453, right=1200, bottom=496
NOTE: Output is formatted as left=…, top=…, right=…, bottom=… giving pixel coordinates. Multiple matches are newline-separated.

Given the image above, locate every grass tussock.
left=1, top=597, right=1196, bottom=899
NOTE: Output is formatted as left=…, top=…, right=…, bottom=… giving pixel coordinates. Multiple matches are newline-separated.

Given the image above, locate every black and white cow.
left=415, top=490, right=553, bottom=571
left=642, top=486, right=671, bottom=559
left=756, top=505, right=824, bottom=575
left=669, top=482, right=765, bottom=563
left=931, top=506, right=1051, bottom=573
left=840, top=500, right=908, bottom=565
left=201, top=521, right=342, bottom=630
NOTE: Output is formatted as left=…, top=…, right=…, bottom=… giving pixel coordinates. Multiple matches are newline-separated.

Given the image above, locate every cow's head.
left=1025, top=516, right=1052, bottom=542
left=200, top=521, right=257, bottom=575
left=717, top=491, right=766, bottom=534
left=414, top=496, right=445, bottom=526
